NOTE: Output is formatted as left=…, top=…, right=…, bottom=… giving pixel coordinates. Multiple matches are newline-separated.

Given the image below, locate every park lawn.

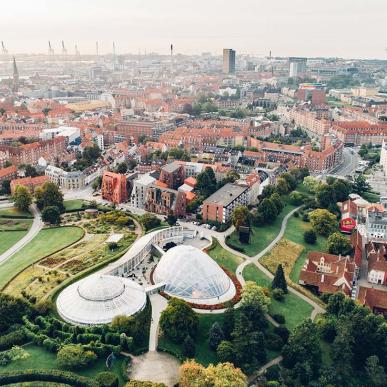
left=227, top=202, right=298, bottom=257
left=206, top=238, right=244, bottom=273
left=0, top=218, right=32, bottom=231
left=0, top=207, right=32, bottom=218
left=63, top=199, right=88, bottom=212
left=0, top=226, right=84, bottom=290
left=242, top=263, right=313, bottom=330
left=0, top=231, right=29, bottom=255
left=1, top=344, right=127, bottom=386
left=284, top=216, right=328, bottom=283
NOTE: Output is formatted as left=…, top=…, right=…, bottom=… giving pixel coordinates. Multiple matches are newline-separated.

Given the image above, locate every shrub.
left=95, top=371, right=119, bottom=387
left=293, top=211, right=300, bottom=218
left=56, top=344, right=97, bottom=370
left=304, top=230, right=317, bottom=244
left=272, top=313, right=285, bottom=324
left=302, top=213, right=309, bottom=222
left=272, top=288, right=285, bottom=301
left=0, top=330, right=26, bottom=351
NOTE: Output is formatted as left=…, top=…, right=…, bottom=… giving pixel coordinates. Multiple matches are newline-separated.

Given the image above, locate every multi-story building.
left=101, top=171, right=128, bottom=204
left=331, top=121, right=387, bottom=146
left=45, top=165, right=85, bottom=190
left=130, top=174, right=156, bottom=209
left=366, top=242, right=387, bottom=285
left=299, top=252, right=357, bottom=295
left=0, top=137, right=67, bottom=167
left=159, top=162, right=185, bottom=190
left=380, top=140, right=387, bottom=176
left=289, top=57, right=307, bottom=77
left=145, top=185, right=186, bottom=217
left=223, top=49, right=236, bottom=74
left=358, top=287, right=387, bottom=316
left=10, top=175, right=50, bottom=194
left=0, top=165, right=17, bottom=183
left=295, top=83, right=326, bottom=106
left=202, top=183, right=249, bottom=224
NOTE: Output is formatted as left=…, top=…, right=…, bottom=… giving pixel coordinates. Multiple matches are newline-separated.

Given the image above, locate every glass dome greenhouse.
left=56, top=274, right=146, bottom=325
left=153, top=245, right=235, bottom=303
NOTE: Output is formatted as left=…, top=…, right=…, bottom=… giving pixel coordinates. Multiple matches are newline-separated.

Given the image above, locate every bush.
left=272, top=288, right=285, bottom=301
left=302, top=213, right=309, bottom=222
left=0, top=369, right=94, bottom=386
left=293, top=211, right=300, bottom=218
left=0, top=330, right=26, bottom=351
left=272, top=313, right=285, bottom=324
left=304, top=230, right=317, bottom=244
left=56, top=344, right=97, bottom=370
left=95, top=371, right=119, bottom=387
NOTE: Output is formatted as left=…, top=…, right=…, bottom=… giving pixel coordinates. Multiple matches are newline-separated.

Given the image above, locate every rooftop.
left=204, top=183, right=248, bottom=207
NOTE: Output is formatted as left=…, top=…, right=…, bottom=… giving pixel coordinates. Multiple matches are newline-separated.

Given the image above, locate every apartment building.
left=10, top=175, right=49, bottom=194
left=101, top=171, right=128, bottom=204
left=202, top=183, right=249, bottom=224
left=130, top=174, right=156, bottom=209
left=45, top=165, right=85, bottom=190
left=0, top=165, right=17, bottom=183
left=145, top=185, right=186, bottom=217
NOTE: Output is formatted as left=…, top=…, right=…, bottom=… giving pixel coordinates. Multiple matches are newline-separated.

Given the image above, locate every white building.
left=130, top=174, right=156, bottom=209
left=40, top=126, right=80, bottom=144
left=45, top=165, right=85, bottom=190
left=96, top=134, right=104, bottom=151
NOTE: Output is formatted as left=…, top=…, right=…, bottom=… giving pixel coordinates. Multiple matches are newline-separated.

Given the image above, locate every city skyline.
left=1, top=0, right=386, bottom=59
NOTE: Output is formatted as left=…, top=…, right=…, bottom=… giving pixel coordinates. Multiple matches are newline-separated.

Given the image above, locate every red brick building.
left=101, top=171, right=128, bottom=204
left=0, top=165, right=17, bottom=183
left=299, top=252, right=357, bottom=295
left=159, top=162, right=185, bottom=190
left=357, top=287, right=387, bottom=316
left=10, top=175, right=50, bottom=194
left=145, top=185, right=186, bottom=217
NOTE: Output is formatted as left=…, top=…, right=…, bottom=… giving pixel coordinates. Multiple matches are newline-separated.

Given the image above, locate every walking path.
left=0, top=204, right=43, bottom=265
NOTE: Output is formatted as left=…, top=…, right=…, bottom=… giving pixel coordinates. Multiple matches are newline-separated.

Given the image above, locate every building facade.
left=101, top=171, right=128, bottom=204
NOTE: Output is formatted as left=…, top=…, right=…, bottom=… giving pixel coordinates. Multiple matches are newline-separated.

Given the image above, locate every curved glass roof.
left=153, top=245, right=232, bottom=301
left=57, top=275, right=146, bottom=325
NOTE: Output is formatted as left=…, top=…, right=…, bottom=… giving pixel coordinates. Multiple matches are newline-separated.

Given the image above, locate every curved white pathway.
left=0, top=204, right=43, bottom=265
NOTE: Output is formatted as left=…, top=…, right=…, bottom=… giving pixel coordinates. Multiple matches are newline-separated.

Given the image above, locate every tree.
left=34, top=181, right=64, bottom=212
left=179, top=360, right=246, bottom=387
left=309, top=209, right=337, bottom=236
left=258, top=198, right=278, bottom=224
left=116, top=162, right=127, bottom=174
left=127, top=158, right=137, bottom=171
left=1, top=179, right=11, bottom=195
left=280, top=172, right=297, bottom=191
left=241, top=281, right=270, bottom=312
left=216, top=340, right=235, bottom=363
left=231, top=206, right=251, bottom=230
left=289, top=191, right=305, bottom=205
left=159, top=298, right=199, bottom=343
left=316, top=184, right=336, bottom=209
left=0, top=293, right=34, bottom=332
left=303, top=230, right=317, bottom=244
left=140, top=213, right=161, bottom=231
left=208, top=322, right=224, bottom=350
left=42, top=107, right=52, bottom=117
left=56, top=344, right=96, bottom=370
left=327, top=232, right=352, bottom=255
left=222, top=307, right=235, bottom=339
left=331, top=179, right=352, bottom=202
left=41, top=205, right=61, bottom=225
left=95, top=371, right=119, bottom=387
left=260, top=184, right=275, bottom=199
left=92, top=175, right=102, bottom=190
left=196, top=167, right=217, bottom=198
left=270, top=193, right=284, bottom=213
left=365, top=356, right=386, bottom=387
left=272, top=264, right=288, bottom=294
left=352, top=174, right=371, bottom=195
left=24, top=165, right=38, bottom=177
left=303, top=176, right=321, bottom=193
left=183, top=334, right=195, bottom=358
left=182, top=103, right=193, bottom=115
left=275, top=178, right=290, bottom=195
left=282, top=320, right=322, bottom=383
left=165, top=214, right=177, bottom=226
left=12, top=185, right=32, bottom=211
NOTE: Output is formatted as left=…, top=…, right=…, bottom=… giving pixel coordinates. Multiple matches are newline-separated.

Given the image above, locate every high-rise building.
left=223, top=49, right=236, bottom=74
left=289, top=57, right=307, bottom=77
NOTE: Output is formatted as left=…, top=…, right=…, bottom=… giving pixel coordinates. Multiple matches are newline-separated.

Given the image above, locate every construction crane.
left=1, top=41, right=8, bottom=55
left=61, top=40, right=67, bottom=55
left=74, top=44, right=80, bottom=56
left=48, top=41, right=54, bottom=55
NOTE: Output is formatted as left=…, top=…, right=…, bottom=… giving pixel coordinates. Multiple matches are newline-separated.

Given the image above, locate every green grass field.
left=1, top=345, right=127, bottom=386
left=242, top=264, right=313, bottom=330
left=0, top=208, right=32, bottom=218
left=284, top=216, right=328, bottom=283
left=206, top=238, right=244, bottom=273
left=0, top=231, right=29, bottom=255
left=63, top=199, right=88, bottom=212
left=228, top=202, right=298, bottom=257
left=0, top=226, right=84, bottom=290
left=0, top=218, right=33, bottom=231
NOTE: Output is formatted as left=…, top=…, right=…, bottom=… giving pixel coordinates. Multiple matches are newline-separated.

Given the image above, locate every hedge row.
left=0, top=369, right=95, bottom=387
left=0, top=329, right=26, bottom=351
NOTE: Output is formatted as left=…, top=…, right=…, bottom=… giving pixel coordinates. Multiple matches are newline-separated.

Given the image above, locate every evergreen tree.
left=183, top=334, right=195, bottom=358
left=208, top=322, right=224, bottom=351
left=272, top=264, right=288, bottom=293
left=222, top=307, right=235, bottom=339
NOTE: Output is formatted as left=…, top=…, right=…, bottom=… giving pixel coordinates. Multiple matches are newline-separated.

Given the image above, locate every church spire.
left=12, top=56, right=19, bottom=93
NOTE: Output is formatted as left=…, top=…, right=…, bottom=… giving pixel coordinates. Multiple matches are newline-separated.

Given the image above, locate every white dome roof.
left=57, top=275, right=146, bottom=325
left=153, top=245, right=233, bottom=302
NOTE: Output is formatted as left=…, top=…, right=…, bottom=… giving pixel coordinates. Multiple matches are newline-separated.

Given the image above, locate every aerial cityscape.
left=0, top=1, right=386, bottom=386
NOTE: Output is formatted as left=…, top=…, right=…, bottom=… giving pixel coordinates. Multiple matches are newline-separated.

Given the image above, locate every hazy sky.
left=1, top=0, right=386, bottom=59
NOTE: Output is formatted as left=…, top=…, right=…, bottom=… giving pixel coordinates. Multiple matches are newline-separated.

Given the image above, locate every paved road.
left=0, top=204, right=43, bottom=265
left=329, top=147, right=360, bottom=177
